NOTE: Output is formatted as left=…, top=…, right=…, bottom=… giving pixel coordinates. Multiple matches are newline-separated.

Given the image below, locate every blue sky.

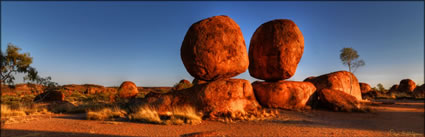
left=1, top=1, right=423, bottom=88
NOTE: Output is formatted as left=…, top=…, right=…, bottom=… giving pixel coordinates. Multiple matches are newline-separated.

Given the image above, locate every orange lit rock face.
left=248, top=19, right=304, bottom=81
left=304, top=71, right=362, bottom=100
left=252, top=81, right=316, bottom=110
left=398, top=79, right=416, bottom=92
left=181, top=15, right=249, bottom=81
left=318, top=88, right=361, bottom=112
left=118, top=81, right=139, bottom=99
left=139, top=79, right=260, bottom=117
left=359, top=82, right=372, bottom=94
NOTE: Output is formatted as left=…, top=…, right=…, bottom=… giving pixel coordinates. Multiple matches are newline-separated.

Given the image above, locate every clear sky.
left=1, top=1, right=423, bottom=88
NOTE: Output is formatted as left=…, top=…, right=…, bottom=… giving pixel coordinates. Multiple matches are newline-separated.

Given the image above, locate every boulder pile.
left=140, top=15, right=260, bottom=118
left=248, top=19, right=315, bottom=110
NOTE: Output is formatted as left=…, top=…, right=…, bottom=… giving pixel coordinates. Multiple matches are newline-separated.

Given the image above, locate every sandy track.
left=1, top=100, right=424, bottom=137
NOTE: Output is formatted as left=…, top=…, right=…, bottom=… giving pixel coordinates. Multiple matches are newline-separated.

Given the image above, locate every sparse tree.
left=377, top=83, right=386, bottom=93
left=1, top=43, right=33, bottom=85
left=340, top=47, right=365, bottom=73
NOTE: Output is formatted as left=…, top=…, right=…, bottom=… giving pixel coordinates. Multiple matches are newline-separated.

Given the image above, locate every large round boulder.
left=398, top=79, right=416, bottom=93
left=304, top=71, right=362, bottom=100
left=117, top=81, right=139, bottom=99
left=252, top=81, right=316, bottom=110
left=181, top=15, right=249, bottom=81
left=248, top=19, right=304, bottom=81
left=136, top=79, right=260, bottom=118
left=359, top=82, right=372, bottom=94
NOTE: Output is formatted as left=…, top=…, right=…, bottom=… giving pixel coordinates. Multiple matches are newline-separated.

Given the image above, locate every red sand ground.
left=1, top=99, right=424, bottom=137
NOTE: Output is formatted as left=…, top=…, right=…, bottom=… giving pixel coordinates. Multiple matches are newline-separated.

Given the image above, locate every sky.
left=1, top=1, right=423, bottom=88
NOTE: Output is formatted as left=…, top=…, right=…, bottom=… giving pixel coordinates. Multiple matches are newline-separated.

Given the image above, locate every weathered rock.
left=135, top=79, right=260, bottom=117
left=34, top=90, right=65, bottom=102
left=118, top=81, right=139, bottom=99
left=303, top=76, right=316, bottom=82
left=248, top=19, right=304, bottom=81
left=318, top=88, right=361, bottom=112
left=181, top=15, right=249, bottom=81
left=359, top=82, right=372, bottom=94
left=413, top=84, right=424, bottom=97
left=252, top=81, right=316, bottom=110
left=304, top=71, right=362, bottom=100
left=389, top=84, right=399, bottom=93
left=172, top=79, right=193, bottom=91
left=398, top=79, right=416, bottom=93
left=192, top=79, right=207, bottom=85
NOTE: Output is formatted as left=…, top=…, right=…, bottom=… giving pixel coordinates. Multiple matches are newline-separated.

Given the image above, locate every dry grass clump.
left=211, top=109, right=280, bottom=123
left=86, top=107, right=126, bottom=120
left=128, top=105, right=162, bottom=124
left=1, top=104, right=51, bottom=126
left=129, top=105, right=202, bottom=125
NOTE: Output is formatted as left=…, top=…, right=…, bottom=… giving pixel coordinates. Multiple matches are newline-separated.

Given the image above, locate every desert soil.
left=1, top=99, right=424, bottom=137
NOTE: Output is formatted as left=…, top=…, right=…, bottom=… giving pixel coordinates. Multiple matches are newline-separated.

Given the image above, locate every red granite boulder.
left=304, top=71, right=362, bottom=100
left=248, top=19, right=304, bottom=81
left=118, top=81, right=139, bottom=99
left=398, top=79, right=416, bottom=93
left=137, top=79, right=260, bottom=117
left=318, top=88, right=361, bottom=112
left=359, top=82, right=372, bottom=94
left=181, top=15, right=249, bottom=81
left=252, top=81, right=316, bottom=110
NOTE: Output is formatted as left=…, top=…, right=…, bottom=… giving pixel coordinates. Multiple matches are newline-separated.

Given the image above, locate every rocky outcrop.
left=181, top=15, right=249, bottom=81
left=117, top=81, right=139, bottom=99
left=172, top=79, right=193, bottom=91
left=252, top=81, right=315, bottom=110
left=318, top=88, right=361, bottom=112
left=34, top=90, right=65, bottom=102
left=398, top=79, right=416, bottom=93
left=304, top=71, right=362, bottom=100
left=359, top=82, right=372, bottom=94
left=248, top=19, right=304, bottom=81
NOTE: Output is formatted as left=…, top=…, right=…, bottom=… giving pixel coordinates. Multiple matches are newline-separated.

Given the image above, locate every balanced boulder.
left=304, top=71, right=362, bottom=100
left=118, top=81, right=139, bottom=99
left=318, top=88, right=361, bottom=112
left=398, top=79, right=416, bottom=93
left=181, top=15, right=249, bottom=81
left=248, top=19, right=304, bottom=81
left=252, top=81, right=316, bottom=110
left=359, top=82, right=372, bottom=94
